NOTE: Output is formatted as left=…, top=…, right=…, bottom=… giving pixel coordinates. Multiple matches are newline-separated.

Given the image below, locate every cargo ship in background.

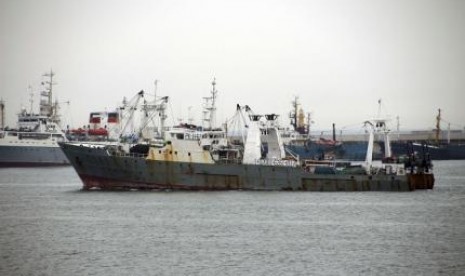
left=60, top=82, right=434, bottom=192
left=285, top=99, right=465, bottom=161
left=388, top=109, right=465, bottom=160
left=0, top=71, right=69, bottom=167
left=322, top=108, right=465, bottom=161
left=333, top=130, right=465, bottom=161
left=282, top=96, right=343, bottom=160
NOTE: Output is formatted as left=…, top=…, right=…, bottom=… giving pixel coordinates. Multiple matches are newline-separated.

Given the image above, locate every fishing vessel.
left=0, top=71, right=69, bottom=167
left=60, top=83, right=434, bottom=191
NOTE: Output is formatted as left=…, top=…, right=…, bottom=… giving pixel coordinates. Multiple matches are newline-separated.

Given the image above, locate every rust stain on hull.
left=408, top=174, right=435, bottom=190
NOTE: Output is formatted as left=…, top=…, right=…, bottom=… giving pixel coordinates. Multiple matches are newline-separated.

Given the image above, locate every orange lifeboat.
left=87, top=128, right=108, bottom=136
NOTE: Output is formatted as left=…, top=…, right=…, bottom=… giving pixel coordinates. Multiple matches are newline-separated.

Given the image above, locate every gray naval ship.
left=0, top=71, right=69, bottom=167
left=60, top=84, right=434, bottom=192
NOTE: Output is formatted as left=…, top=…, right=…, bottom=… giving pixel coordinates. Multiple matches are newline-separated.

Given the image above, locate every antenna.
left=202, top=78, right=218, bottom=129
left=0, top=99, right=4, bottom=129
left=377, top=98, right=382, bottom=119
left=28, top=85, right=34, bottom=114
left=40, top=69, right=57, bottom=117
left=210, top=78, right=218, bottom=129
left=306, top=112, right=314, bottom=139
left=435, top=108, right=441, bottom=145
left=188, top=106, right=194, bottom=124
left=153, top=80, right=158, bottom=100
left=289, top=96, right=299, bottom=130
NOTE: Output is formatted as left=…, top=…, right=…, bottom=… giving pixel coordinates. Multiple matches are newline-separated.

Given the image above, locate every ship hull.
left=389, top=141, right=465, bottom=160
left=0, top=145, right=69, bottom=167
left=288, top=140, right=465, bottom=160
left=60, top=143, right=425, bottom=192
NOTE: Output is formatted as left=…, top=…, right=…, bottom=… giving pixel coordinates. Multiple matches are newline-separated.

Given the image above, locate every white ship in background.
left=66, top=111, right=121, bottom=142
left=0, top=71, right=69, bottom=167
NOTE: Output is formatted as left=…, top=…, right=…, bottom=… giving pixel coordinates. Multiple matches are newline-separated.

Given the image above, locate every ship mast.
left=40, top=70, right=56, bottom=117
left=156, top=81, right=169, bottom=140
left=28, top=86, right=34, bottom=114
left=289, top=96, right=298, bottom=131
left=306, top=112, right=312, bottom=139
left=118, top=90, right=145, bottom=141
left=435, top=108, right=441, bottom=145
left=373, top=99, right=391, bottom=158
left=211, top=78, right=217, bottom=129
left=0, top=99, right=4, bottom=129
left=202, top=78, right=218, bottom=130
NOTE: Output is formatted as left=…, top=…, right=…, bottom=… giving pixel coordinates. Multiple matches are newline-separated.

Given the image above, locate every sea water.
left=1, top=161, right=464, bottom=275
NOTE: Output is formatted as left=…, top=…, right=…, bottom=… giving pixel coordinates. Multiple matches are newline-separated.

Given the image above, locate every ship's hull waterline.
left=0, top=145, right=69, bottom=167
left=60, top=143, right=433, bottom=192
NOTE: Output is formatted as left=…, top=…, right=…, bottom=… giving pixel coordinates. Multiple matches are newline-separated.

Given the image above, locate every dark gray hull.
left=0, top=145, right=70, bottom=167
left=59, top=143, right=432, bottom=192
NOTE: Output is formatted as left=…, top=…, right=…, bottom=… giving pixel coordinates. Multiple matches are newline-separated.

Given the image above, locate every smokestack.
left=0, top=99, right=4, bottom=129
left=332, top=123, right=336, bottom=141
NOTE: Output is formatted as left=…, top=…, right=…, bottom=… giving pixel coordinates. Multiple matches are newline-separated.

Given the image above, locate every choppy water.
left=1, top=161, right=464, bottom=275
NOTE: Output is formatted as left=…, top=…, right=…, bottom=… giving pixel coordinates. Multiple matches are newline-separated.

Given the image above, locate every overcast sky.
left=1, top=0, right=464, bottom=133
